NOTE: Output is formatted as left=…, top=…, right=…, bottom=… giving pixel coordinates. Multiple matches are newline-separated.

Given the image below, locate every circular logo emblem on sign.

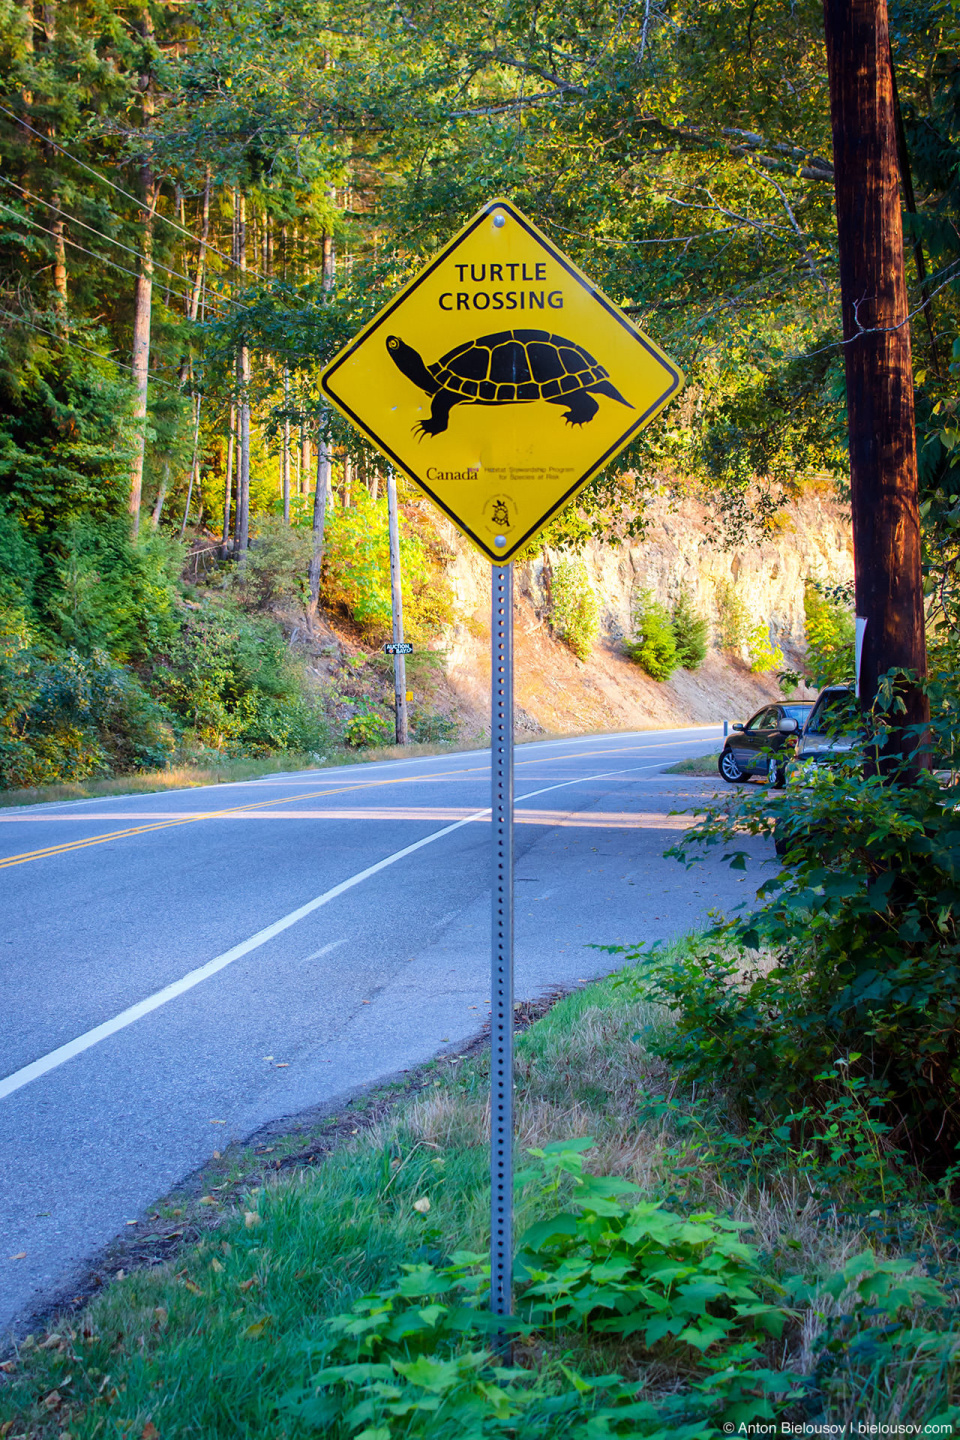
left=482, top=493, right=516, bottom=534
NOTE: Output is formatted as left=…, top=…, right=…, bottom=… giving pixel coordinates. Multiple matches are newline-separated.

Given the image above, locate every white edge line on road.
left=0, top=759, right=672, bottom=1102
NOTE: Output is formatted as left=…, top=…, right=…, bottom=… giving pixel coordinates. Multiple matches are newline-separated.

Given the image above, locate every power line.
left=0, top=175, right=239, bottom=310
left=0, top=305, right=179, bottom=389
left=0, top=196, right=229, bottom=318
left=0, top=101, right=270, bottom=283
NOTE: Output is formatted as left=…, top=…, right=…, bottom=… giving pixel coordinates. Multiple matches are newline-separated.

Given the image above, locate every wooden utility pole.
left=822, top=0, right=928, bottom=764
left=387, top=469, right=409, bottom=745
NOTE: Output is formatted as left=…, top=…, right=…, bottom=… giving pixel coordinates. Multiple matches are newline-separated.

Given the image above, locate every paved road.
left=0, top=727, right=773, bottom=1335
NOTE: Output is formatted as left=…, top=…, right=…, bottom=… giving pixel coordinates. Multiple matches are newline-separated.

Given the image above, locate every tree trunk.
left=308, top=219, right=337, bottom=611
left=129, top=188, right=156, bottom=537
left=33, top=2, right=67, bottom=309
left=187, top=173, right=210, bottom=327
left=889, top=47, right=942, bottom=378
left=308, top=432, right=330, bottom=614
left=236, top=191, right=250, bottom=553
left=238, top=348, right=250, bottom=552
left=300, top=426, right=311, bottom=493
left=20, top=1, right=32, bottom=111
left=151, top=460, right=169, bottom=528
left=822, top=0, right=928, bottom=766
left=223, top=403, right=235, bottom=548
left=180, top=394, right=202, bottom=539
left=128, top=7, right=157, bottom=539
left=282, top=367, right=291, bottom=523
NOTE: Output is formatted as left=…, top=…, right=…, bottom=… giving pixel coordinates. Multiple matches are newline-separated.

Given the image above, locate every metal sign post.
left=489, top=563, right=514, bottom=1333
left=386, top=469, right=409, bottom=745
left=317, top=196, right=684, bottom=1350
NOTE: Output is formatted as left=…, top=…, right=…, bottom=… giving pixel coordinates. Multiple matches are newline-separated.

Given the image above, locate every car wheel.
left=719, top=749, right=746, bottom=783
left=767, top=755, right=785, bottom=788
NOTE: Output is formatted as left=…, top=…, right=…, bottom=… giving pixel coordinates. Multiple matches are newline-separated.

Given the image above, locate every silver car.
left=789, top=685, right=857, bottom=777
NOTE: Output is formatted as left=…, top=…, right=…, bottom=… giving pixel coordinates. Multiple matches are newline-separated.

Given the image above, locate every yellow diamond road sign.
left=320, top=198, right=683, bottom=563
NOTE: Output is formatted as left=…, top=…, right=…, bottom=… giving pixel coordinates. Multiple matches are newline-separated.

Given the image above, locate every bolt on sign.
left=320, top=198, right=683, bottom=561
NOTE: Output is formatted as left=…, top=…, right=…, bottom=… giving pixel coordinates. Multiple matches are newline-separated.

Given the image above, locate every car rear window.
left=808, top=689, right=855, bottom=731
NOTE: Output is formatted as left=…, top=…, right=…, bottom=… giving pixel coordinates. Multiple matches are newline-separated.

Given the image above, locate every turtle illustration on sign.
left=386, top=328, right=633, bottom=438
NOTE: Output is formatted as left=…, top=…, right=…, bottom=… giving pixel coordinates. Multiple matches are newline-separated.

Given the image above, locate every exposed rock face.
left=435, top=488, right=852, bottom=736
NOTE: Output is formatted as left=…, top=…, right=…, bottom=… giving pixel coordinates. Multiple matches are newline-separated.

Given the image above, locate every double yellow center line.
left=0, top=742, right=675, bottom=872
left=0, top=771, right=468, bottom=872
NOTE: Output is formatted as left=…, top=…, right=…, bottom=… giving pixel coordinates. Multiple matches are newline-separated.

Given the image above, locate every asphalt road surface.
left=1, top=726, right=774, bottom=1336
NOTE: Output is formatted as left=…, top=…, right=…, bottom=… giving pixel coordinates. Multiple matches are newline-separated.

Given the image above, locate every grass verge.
left=663, top=751, right=720, bottom=776
left=0, top=742, right=473, bottom=810
left=2, top=948, right=958, bottom=1437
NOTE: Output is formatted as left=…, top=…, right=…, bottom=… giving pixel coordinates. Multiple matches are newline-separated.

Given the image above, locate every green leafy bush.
left=626, top=589, right=678, bottom=681
left=344, top=708, right=394, bottom=748
left=745, top=620, right=784, bottom=673
left=671, top=587, right=709, bottom=670
left=714, top=578, right=748, bottom=651
left=514, top=1140, right=789, bottom=1353
left=411, top=711, right=459, bottom=744
left=651, top=669, right=960, bottom=1164
left=549, top=555, right=600, bottom=660
left=804, top=579, right=855, bottom=687
left=0, top=619, right=176, bottom=787
left=280, top=1141, right=804, bottom=1437
left=319, top=488, right=455, bottom=641
left=813, top=1251, right=959, bottom=1425
left=45, top=519, right=184, bottom=663
left=233, top=516, right=311, bottom=609
left=152, top=605, right=329, bottom=756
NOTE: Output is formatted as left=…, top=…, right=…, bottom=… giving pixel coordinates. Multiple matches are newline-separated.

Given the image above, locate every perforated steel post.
left=489, top=562, right=514, bottom=1330
left=387, top=469, right=409, bottom=745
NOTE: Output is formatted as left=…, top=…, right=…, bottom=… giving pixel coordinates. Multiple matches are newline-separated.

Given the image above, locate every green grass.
left=2, top=954, right=959, bottom=1437
left=0, top=741, right=475, bottom=809
left=663, top=750, right=720, bottom=776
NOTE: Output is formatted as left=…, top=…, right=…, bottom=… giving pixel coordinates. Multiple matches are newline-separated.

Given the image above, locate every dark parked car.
left=718, top=701, right=814, bottom=787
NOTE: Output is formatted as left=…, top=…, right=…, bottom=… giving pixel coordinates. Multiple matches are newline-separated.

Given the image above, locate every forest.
left=0, top=0, right=958, bottom=787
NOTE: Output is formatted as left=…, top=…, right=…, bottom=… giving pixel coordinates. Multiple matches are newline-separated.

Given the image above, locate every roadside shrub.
left=671, top=586, right=709, bottom=670
left=649, top=669, right=960, bottom=1166
left=714, top=577, right=748, bottom=651
left=46, top=518, right=183, bottom=662
left=549, top=555, right=600, bottom=660
left=411, top=711, right=459, bottom=744
left=319, top=487, right=455, bottom=641
left=0, top=627, right=175, bottom=788
left=233, top=516, right=311, bottom=609
left=344, top=708, right=393, bottom=747
left=746, top=620, right=785, bottom=673
left=152, top=604, right=329, bottom=756
left=805, top=579, right=855, bottom=686
left=280, top=1141, right=804, bottom=1435
left=813, top=1252, right=958, bottom=1425
left=626, top=589, right=677, bottom=681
